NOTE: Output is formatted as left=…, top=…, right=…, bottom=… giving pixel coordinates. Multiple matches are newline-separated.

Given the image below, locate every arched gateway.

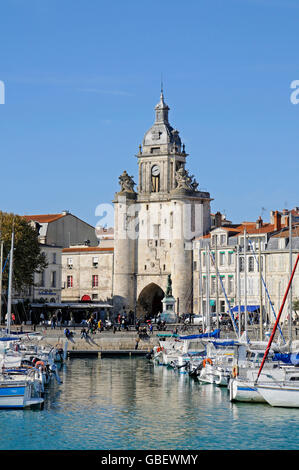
left=136, top=283, right=164, bottom=320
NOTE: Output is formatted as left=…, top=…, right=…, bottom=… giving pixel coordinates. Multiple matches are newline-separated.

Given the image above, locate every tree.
left=0, top=211, right=48, bottom=293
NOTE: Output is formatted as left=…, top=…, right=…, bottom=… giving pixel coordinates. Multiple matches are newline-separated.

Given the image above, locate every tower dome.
left=142, top=91, right=181, bottom=153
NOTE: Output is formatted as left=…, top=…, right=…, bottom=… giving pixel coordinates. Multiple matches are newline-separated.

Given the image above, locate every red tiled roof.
left=23, top=214, right=67, bottom=223
left=62, top=247, right=113, bottom=253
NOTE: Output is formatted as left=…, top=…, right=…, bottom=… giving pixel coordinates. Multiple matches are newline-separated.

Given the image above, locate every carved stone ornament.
left=118, top=170, right=136, bottom=193
left=175, top=167, right=199, bottom=192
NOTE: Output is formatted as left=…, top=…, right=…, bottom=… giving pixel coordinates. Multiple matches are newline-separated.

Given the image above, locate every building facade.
left=61, top=245, right=114, bottom=303
left=21, top=211, right=100, bottom=304
left=193, top=210, right=299, bottom=325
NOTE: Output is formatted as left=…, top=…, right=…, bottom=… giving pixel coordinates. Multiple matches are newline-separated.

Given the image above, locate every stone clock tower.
left=113, top=91, right=212, bottom=319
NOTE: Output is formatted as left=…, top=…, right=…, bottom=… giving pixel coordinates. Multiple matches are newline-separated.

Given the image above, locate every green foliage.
left=293, top=298, right=299, bottom=313
left=0, top=211, right=48, bottom=292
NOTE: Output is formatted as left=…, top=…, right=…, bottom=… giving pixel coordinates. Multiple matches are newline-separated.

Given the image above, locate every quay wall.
left=25, top=329, right=160, bottom=353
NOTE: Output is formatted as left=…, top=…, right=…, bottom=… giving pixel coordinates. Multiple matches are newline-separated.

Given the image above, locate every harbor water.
left=0, top=356, right=299, bottom=450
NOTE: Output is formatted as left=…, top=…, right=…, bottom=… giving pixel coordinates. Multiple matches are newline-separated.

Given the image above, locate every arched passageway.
left=136, top=283, right=164, bottom=320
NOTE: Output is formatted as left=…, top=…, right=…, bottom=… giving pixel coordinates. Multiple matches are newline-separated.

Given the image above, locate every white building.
left=193, top=209, right=299, bottom=325
left=21, top=211, right=100, bottom=304
left=61, top=245, right=114, bottom=303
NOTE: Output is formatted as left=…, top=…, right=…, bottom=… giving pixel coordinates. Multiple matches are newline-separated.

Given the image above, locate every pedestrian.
left=57, top=309, right=62, bottom=327
left=11, top=313, right=15, bottom=325
left=135, top=336, right=140, bottom=350
left=81, top=327, right=88, bottom=339
left=51, top=314, right=57, bottom=329
left=149, top=323, right=153, bottom=335
left=64, top=328, right=73, bottom=339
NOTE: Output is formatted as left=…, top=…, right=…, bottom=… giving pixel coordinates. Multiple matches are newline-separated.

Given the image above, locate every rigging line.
left=209, top=251, right=239, bottom=338
left=247, top=238, right=285, bottom=343
left=255, top=253, right=299, bottom=383
left=2, top=252, right=10, bottom=274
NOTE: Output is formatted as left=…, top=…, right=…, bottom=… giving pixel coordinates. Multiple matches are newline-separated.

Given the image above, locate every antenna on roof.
left=161, top=73, right=163, bottom=94
left=260, top=207, right=266, bottom=218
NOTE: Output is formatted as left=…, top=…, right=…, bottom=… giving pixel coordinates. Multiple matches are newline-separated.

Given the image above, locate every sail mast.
left=289, top=211, right=293, bottom=345
left=0, top=238, right=3, bottom=325
left=255, top=253, right=299, bottom=383
left=7, top=229, right=14, bottom=335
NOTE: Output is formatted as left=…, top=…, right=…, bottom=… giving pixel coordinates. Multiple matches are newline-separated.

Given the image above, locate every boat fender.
left=232, top=365, right=239, bottom=378
left=35, top=361, right=46, bottom=371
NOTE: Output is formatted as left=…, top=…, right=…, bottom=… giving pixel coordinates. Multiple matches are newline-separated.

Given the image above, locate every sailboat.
left=230, top=253, right=299, bottom=407
left=0, top=229, right=44, bottom=409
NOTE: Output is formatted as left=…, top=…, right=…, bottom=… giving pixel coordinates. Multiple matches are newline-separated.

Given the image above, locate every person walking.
left=135, top=336, right=140, bottom=350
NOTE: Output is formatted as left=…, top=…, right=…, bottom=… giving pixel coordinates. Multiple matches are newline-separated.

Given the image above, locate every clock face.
left=151, top=165, right=160, bottom=176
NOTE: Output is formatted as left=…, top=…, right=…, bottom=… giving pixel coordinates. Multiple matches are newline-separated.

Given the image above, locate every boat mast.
left=244, top=228, right=248, bottom=335
left=206, top=244, right=211, bottom=331
left=215, top=236, right=219, bottom=330
left=259, top=237, right=263, bottom=341
left=289, top=211, right=292, bottom=345
left=198, top=244, right=204, bottom=320
left=7, top=229, right=14, bottom=335
left=255, top=253, right=299, bottom=383
left=237, top=245, right=241, bottom=338
left=0, top=237, right=3, bottom=326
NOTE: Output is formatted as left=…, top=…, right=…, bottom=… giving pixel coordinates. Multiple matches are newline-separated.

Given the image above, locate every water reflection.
left=1, top=357, right=299, bottom=450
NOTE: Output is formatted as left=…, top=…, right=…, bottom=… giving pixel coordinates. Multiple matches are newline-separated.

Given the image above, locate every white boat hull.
left=229, top=378, right=265, bottom=403
left=257, top=383, right=299, bottom=408
left=198, top=365, right=215, bottom=384
left=0, top=381, right=44, bottom=409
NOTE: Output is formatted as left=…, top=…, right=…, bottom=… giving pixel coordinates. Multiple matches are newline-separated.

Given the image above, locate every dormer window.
left=220, top=234, right=226, bottom=245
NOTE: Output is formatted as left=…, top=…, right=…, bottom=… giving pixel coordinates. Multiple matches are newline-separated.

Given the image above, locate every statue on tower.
left=175, top=167, right=199, bottom=192
left=118, top=170, right=136, bottom=193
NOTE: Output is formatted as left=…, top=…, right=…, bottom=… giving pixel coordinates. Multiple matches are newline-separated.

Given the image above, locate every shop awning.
left=231, top=305, right=260, bottom=313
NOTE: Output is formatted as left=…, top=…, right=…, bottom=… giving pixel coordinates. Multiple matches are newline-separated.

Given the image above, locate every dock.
left=67, top=349, right=150, bottom=358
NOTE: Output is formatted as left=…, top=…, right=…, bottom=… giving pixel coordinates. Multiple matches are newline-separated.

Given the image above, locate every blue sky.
left=0, top=0, right=298, bottom=228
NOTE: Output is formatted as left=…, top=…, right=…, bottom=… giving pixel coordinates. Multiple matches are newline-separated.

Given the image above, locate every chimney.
left=274, top=211, right=281, bottom=231
left=256, top=216, right=263, bottom=229
left=215, top=211, right=222, bottom=228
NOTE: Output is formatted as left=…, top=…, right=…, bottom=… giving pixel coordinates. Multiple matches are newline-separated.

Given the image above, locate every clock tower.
left=137, top=90, right=187, bottom=198
left=113, top=91, right=212, bottom=319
